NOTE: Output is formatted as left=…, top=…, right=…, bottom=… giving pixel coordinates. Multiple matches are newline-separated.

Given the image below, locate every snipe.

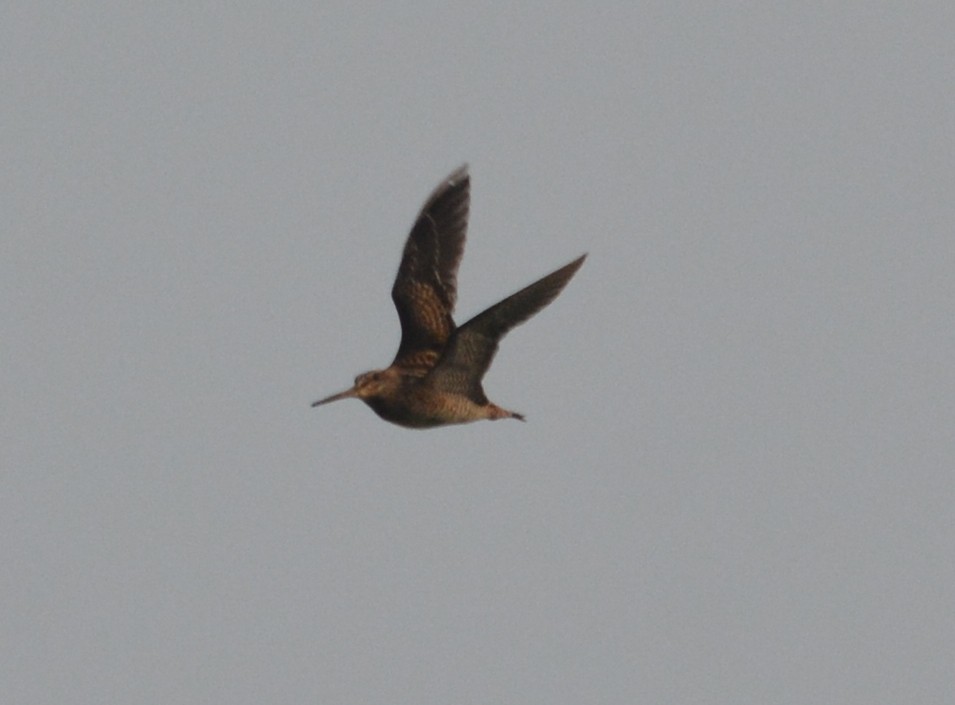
left=312, top=165, right=585, bottom=428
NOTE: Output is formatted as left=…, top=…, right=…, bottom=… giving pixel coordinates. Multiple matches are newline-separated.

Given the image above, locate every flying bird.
left=312, top=165, right=585, bottom=428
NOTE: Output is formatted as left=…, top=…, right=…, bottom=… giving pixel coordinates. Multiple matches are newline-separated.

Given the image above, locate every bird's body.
left=353, top=368, right=517, bottom=428
left=312, top=165, right=585, bottom=428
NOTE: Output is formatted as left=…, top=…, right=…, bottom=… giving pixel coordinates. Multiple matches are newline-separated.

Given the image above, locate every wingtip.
left=446, top=163, right=469, bottom=184
left=560, top=253, right=588, bottom=276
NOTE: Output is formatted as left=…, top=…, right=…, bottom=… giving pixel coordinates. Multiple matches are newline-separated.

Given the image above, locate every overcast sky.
left=4, top=3, right=954, bottom=703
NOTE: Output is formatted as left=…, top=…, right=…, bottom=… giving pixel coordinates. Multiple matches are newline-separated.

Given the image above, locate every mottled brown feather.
left=391, top=165, right=470, bottom=368
left=425, top=254, right=587, bottom=402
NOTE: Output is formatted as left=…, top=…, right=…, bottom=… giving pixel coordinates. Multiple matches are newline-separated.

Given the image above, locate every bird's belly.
left=364, top=392, right=485, bottom=429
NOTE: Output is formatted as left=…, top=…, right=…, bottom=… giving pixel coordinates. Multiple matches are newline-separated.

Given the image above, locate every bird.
left=311, top=165, right=585, bottom=428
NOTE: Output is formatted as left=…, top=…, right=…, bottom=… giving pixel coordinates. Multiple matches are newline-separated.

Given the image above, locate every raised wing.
left=426, top=254, right=586, bottom=401
left=391, top=165, right=470, bottom=369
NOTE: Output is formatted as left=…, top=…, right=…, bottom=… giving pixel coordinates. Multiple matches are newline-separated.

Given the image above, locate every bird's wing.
left=390, top=165, right=470, bottom=369
left=425, top=254, right=586, bottom=401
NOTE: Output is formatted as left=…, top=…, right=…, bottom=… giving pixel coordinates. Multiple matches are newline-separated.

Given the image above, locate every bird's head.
left=311, top=367, right=401, bottom=407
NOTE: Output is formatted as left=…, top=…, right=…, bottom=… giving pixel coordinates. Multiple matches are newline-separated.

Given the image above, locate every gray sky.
left=4, top=2, right=954, bottom=703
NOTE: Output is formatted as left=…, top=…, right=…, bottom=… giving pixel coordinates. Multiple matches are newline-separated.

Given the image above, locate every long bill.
left=311, top=387, right=359, bottom=407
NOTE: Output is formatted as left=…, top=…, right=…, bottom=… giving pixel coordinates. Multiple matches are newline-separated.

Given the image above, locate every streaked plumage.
left=312, top=165, right=585, bottom=428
